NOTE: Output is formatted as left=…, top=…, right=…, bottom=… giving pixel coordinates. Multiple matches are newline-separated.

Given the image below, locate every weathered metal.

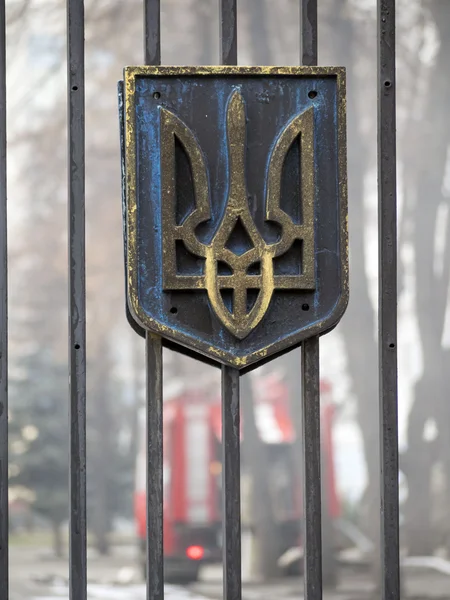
left=119, top=81, right=146, bottom=339
left=0, top=0, right=402, bottom=598
left=120, top=85, right=224, bottom=370
left=301, top=0, right=318, bottom=67
left=143, top=2, right=165, bottom=600
left=160, top=91, right=315, bottom=339
left=146, top=333, right=164, bottom=600
left=67, top=0, right=87, bottom=597
left=299, top=0, right=325, bottom=596
left=221, top=365, right=241, bottom=600
left=378, top=0, right=400, bottom=598
left=301, top=337, right=323, bottom=598
left=122, top=65, right=348, bottom=371
left=144, top=0, right=160, bottom=67
left=0, top=0, right=7, bottom=597
left=219, top=0, right=237, bottom=66
left=219, top=5, right=242, bottom=599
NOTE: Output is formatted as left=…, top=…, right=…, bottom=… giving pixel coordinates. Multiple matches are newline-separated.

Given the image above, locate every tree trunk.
left=318, top=0, right=380, bottom=537
left=239, top=3, right=286, bottom=578
left=403, top=1, right=450, bottom=554
left=403, top=378, right=434, bottom=555
left=52, top=521, right=63, bottom=559
left=321, top=0, right=381, bottom=583
left=25, top=509, right=34, bottom=533
left=339, top=103, right=380, bottom=565
left=128, top=335, right=142, bottom=478
left=95, top=528, right=110, bottom=556
left=241, top=374, right=281, bottom=579
left=90, top=333, right=112, bottom=557
left=283, top=348, right=337, bottom=586
left=321, top=439, right=337, bottom=587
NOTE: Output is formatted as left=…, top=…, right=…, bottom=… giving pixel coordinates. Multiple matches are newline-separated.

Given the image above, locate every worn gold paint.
left=161, top=107, right=211, bottom=285
left=160, top=90, right=315, bottom=338
left=124, top=65, right=345, bottom=77
left=124, top=66, right=348, bottom=370
left=265, top=104, right=315, bottom=288
left=337, top=74, right=349, bottom=314
left=203, top=91, right=273, bottom=339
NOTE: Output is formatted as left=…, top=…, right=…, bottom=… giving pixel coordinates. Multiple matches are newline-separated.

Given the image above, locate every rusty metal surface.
left=122, top=66, right=348, bottom=370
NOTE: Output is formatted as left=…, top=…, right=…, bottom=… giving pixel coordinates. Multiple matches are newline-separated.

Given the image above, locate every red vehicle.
left=134, top=375, right=340, bottom=582
left=135, top=390, right=222, bottom=582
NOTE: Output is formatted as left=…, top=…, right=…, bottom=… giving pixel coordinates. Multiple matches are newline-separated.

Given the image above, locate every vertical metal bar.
left=144, top=2, right=163, bottom=599
left=301, top=338, right=322, bottom=600
left=378, top=0, right=400, bottom=598
left=67, top=0, right=87, bottom=598
left=300, top=1, right=322, bottom=598
left=219, top=3, right=241, bottom=598
left=221, top=366, right=242, bottom=600
left=300, top=0, right=317, bottom=67
left=219, top=0, right=237, bottom=66
left=146, top=334, right=163, bottom=600
left=144, top=0, right=160, bottom=67
left=0, top=1, right=7, bottom=597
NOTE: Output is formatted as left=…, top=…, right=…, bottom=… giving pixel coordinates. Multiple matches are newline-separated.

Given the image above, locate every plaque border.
left=124, top=65, right=348, bottom=369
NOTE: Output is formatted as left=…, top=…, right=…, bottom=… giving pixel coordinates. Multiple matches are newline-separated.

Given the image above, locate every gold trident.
left=204, top=92, right=274, bottom=339
left=161, top=90, right=315, bottom=339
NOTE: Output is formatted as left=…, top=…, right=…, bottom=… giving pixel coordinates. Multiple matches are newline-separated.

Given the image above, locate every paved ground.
left=9, top=544, right=450, bottom=599
left=26, top=584, right=208, bottom=600
left=10, top=545, right=208, bottom=600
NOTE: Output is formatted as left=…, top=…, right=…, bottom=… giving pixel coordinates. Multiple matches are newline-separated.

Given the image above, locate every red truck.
left=134, top=375, right=339, bottom=582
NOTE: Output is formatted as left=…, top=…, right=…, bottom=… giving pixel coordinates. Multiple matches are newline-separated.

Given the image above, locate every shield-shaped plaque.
left=120, top=66, right=348, bottom=371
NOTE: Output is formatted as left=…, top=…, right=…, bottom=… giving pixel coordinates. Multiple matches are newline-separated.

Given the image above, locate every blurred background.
left=4, top=0, right=450, bottom=598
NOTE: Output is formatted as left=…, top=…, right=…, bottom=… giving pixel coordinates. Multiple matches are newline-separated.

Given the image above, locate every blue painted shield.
left=120, top=66, right=348, bottom=371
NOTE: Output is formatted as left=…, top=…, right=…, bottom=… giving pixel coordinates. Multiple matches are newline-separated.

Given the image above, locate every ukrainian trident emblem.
left=121, top=67, right=348, bottom=369
left=161, top=90, right=315, bottom=340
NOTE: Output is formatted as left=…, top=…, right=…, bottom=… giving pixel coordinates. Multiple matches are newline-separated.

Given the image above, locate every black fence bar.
left=219, top=2, right=242, bottom=598
left=221, top=366, right=242, bottom=600
left=219, top=0, right=237, bottom=66
left=144, top=0, right=160, bottom=68
left=146, top=334, right=164, bottom=600
left=301, top=338, right=322, bottom=600
left=67, top=0, right=87, bottom=598
left=0, top=1, right=7, bottom=598
left=300, top=1, right=322, bottom=599
left=377, top=1, right=400, bottom=598
left=301, top=0, right=318, bottom=67
left=144, top=1, right=164, bottom=599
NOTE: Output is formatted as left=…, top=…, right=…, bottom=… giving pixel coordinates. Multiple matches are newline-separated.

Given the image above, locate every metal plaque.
left=121, top=66, right=348, bottom=370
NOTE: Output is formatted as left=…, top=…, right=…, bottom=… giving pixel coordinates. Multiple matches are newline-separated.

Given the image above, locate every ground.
left=9, top=542, right=450, bottom=599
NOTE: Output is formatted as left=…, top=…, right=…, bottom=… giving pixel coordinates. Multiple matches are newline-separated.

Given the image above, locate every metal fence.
left=0, top=1, right=399, bottom=599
